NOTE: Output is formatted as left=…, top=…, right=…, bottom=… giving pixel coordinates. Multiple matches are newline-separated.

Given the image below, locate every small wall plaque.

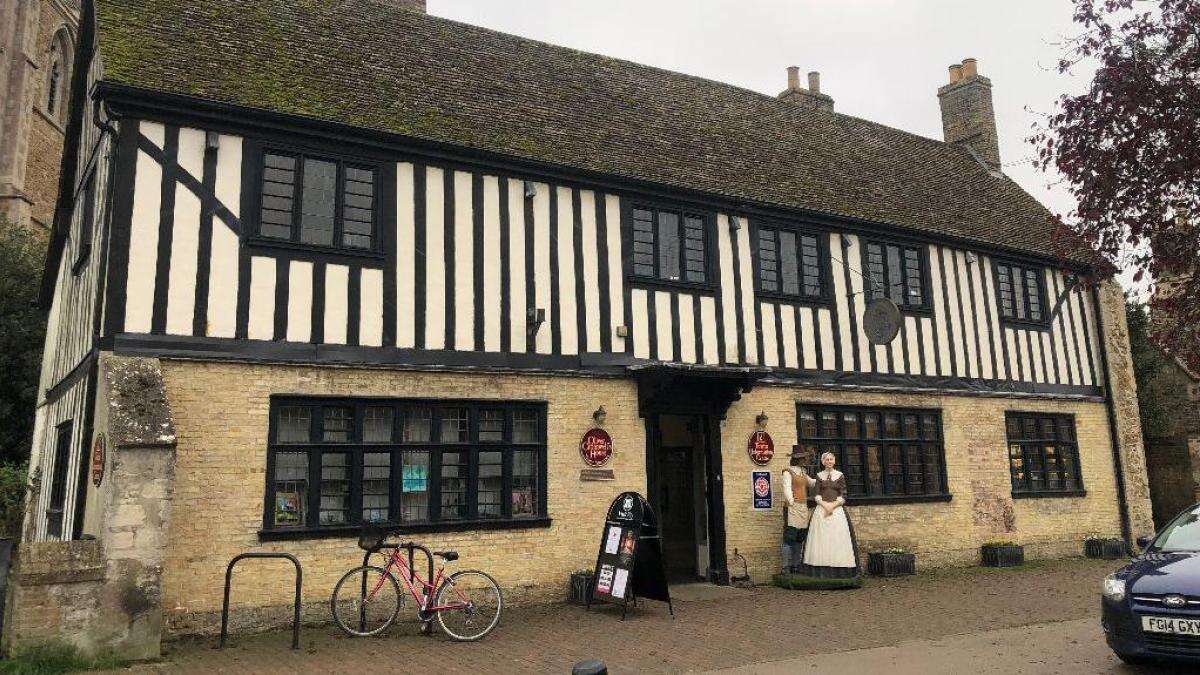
left=580, top=468, right=616, bottom=481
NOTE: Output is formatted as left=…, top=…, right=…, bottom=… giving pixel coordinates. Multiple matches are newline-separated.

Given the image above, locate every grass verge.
left=0, top=642, right=127, bottom=675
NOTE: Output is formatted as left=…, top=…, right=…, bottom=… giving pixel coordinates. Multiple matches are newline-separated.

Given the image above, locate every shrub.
left=0, top=461, right=28, bottom=539
left=0, top=642, right=125, bottom=674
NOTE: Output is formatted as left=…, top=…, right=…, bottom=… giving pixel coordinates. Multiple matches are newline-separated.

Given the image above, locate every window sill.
left=755, top=289, right=833, bottom=306
left=1012, top=489, right=1087, bottom=499
left=813, top=493, right=952, bottom=506
left=243, top=236, right=386, bottom=263
left=1000, top=317, right=1053, bottom=331
left=258, top=516, right=552, bottom=541
left=626, top=276, right=717, bottom=295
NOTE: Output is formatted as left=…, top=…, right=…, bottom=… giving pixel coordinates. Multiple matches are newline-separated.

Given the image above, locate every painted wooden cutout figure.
left=801, top=451, right=861, bottom=578
left=780, top=450, right=815, bottom=573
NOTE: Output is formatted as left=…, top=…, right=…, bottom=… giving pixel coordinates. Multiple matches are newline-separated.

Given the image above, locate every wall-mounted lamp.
left=755, top=411, right=769, bottom=431
left=965, top=252, right=978, bottom=265
left=524, top=181, right=538, bottom=199
left=728, top=216, right=741, bottom=231
left=205, top=131, right=220, bottom=150
left=593, top=406, right=607, bottom=427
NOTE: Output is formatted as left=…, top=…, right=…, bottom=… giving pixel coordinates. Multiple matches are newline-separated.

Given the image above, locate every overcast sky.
left=427, top=1, right=1136, bottom=289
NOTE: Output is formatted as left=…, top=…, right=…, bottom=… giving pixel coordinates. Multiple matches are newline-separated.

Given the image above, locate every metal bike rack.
left=358, top=541, right=434, bottom=634
left=220, top=552, right=302, bottom=650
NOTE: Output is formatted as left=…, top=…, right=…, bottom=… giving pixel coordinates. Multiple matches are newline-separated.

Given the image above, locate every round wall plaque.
left=91, top=433, right=107, bottom=487
left=746, top=430, right=775, bottom=465
left=580, top=427, right=614, bottom=467
left=863, top=297, right=902, bottom=345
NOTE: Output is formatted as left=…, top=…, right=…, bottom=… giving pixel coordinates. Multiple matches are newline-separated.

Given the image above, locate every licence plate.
left=1142, top=615, right=1200, bottom=635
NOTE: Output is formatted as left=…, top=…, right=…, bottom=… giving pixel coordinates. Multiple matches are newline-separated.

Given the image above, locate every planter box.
left=867, top=552, right=916, bottom=577
left=1084, top=538, right=1125, bottom=560
left=981, top=544, right=1024, bottom=568
left=569, top=571, right=593, bottom=605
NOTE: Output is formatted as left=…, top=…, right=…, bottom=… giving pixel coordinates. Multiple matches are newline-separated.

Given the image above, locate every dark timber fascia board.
left=93, top=81, right=1090, bottom=274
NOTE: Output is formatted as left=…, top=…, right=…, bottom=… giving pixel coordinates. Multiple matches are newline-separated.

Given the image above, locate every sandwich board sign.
left=586, top=491, right=673, bottom=620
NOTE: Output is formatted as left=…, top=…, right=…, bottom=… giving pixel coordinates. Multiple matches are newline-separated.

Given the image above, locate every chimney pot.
left=808, top=71, right=821, bottom=93
left=961, top=58, right=978, bottom=78
left=948, top=64, right=963, bottom=84
left=787, top=66, right=800, bottom=90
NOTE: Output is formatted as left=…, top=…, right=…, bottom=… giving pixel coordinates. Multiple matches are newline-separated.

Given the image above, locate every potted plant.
left=981, top=541, right=1024, bottom=568
left=1084, top=536, right=1125, bottom=559
left=569, top=569, right=594, bottom=604
left=867, top=548, right=916, bottom=577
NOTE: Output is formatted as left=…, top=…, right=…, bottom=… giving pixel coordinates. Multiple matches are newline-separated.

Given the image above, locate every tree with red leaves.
left=1033, top=0, right=1200, bottom=371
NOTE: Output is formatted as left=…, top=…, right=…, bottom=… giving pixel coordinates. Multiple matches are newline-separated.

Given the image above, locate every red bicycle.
left=330, top=528, right=502, bottom=641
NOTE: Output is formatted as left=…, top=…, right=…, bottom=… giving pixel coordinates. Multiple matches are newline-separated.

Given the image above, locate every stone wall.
left=156, top=358, right=1136, bottom=636
left=1096, top=280, right=1156, bottom=540
left=2, top=355, right=176, bottom=659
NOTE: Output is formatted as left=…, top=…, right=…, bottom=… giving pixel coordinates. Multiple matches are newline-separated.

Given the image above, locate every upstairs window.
left=629, top=205, right=709, bottom=285
left=257, top=149, right=378, bottom=252
left=995, top=261, right=1047, bottom=324
left=44, top=29, right=72, bottom=122
left=757, top=226, right=825, bottom=300
left=863, top=241, right=927, bottom=310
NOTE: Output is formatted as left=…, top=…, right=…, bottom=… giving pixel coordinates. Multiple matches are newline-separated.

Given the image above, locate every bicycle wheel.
left=330, top=565, right=403, bottom=637
left=433, top=570, right=503, bottom=641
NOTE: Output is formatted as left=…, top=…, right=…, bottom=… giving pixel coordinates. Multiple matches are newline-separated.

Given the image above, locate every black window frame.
left=261, top=396, right=549, bottom=539
left=46, top=419, right=74, bottom=539
left=860, top=239, right=932, bottom=314
left=796, top=404, right=951, bottom=504
left=1005, top=411, right=1086, bottom=498
left=71, top=168, right=97, bottom=275
left=623, top=201, right=715, bottom=291
left=993, top=259, right=1051, bottom=328
left=752, top=221, right=832, bottom=305
left=249, top=145, right=384, bottom=259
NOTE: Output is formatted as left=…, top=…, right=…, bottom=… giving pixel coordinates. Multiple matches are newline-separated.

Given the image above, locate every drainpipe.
left=1092, top=284, right=1134, bottom=553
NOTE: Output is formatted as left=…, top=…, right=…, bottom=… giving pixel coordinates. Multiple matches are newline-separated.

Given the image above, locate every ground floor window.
left=796, top=404, right=949, bottom=502
left=264, top=397, right=547, bottom=534
left=1005, top=412, right=1084, bottom=496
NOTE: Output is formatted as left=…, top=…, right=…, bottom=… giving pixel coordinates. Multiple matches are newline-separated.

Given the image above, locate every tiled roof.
left=95, top=0, right=1060, bottom=257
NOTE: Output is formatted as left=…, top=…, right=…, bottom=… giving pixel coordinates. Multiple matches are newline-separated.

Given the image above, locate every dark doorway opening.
left=633, top=363, right=766, bottom=586
left=650, top=414, right=709, bottom=582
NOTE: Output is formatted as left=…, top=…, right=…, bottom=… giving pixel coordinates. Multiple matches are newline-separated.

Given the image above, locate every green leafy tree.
left=1126, top=298, right=1169, bottom=439
left=0, top=218, right=46, bottom=465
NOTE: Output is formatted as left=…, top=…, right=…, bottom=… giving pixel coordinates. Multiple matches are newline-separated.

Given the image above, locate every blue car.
left=1103, top=503, right=1200, bottom=665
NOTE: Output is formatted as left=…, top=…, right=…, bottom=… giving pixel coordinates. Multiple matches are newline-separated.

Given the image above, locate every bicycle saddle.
left=434, top=550, right=459, bottom=561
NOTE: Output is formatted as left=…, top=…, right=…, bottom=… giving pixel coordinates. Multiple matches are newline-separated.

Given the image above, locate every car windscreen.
left=1154, top=508, right=1200, bottom=552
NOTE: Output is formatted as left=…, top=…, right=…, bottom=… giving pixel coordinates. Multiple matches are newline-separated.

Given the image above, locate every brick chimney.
left=938, top=57, right=1000, bottom=170
left=778, top=66, right=834, bottom=112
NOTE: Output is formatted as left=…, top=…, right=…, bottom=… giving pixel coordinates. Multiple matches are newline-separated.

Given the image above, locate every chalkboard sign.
left=586, top=491, right=673, bottom=619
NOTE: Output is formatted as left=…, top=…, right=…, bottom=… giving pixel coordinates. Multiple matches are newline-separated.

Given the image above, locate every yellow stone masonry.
left=158, top=360, right=1124, bottom=635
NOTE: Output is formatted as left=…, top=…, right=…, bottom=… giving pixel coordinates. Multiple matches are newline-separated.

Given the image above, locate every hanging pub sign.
left=580, top=428, right=614, bottom=467
left=91, top=433, right=107, bottom=487
left=586, top=491, right=673, bottom=620
left=751, top=470, right=773, bottom=510
left=747, top=430, right=775, bottom=465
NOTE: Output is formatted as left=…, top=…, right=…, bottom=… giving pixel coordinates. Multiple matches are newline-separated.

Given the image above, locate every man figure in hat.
left=781, top=447, right=816, bottom=573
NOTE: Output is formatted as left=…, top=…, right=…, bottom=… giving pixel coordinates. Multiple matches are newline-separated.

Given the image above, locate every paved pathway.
left=709, top=618, right=1166, bottom=674
left=119, top=558, right=1182, bottom=674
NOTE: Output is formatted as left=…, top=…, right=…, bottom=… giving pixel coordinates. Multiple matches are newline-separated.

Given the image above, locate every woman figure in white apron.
left=801, top=451, right=860, bottom=579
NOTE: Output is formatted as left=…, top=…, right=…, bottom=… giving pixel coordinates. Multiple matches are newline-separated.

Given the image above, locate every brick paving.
left=125, top=558, right=1119, bottom=674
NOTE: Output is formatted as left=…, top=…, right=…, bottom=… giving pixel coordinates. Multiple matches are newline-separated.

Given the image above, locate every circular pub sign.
left=91, top=433, right=107, bottom=487
left=746, top=430, right=775, bottom=466
left=580, top=427, right=614, bottom=467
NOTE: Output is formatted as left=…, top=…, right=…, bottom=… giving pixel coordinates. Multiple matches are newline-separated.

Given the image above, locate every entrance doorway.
left=649, top=414, right=712, bottom=582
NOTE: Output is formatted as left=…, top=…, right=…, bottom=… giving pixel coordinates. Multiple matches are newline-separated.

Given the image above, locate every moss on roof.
left=95, top=0, right=1059, bottom=256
